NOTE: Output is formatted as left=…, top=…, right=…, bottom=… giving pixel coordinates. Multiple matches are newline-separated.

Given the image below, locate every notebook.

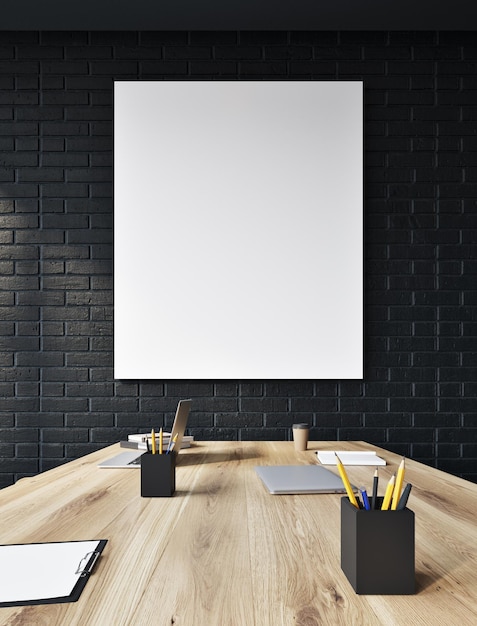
left=316, top=450, right=386, bottom=466
left=98, top=399, right=191, bottom=468
left=255, top=464, right=354, bottom=495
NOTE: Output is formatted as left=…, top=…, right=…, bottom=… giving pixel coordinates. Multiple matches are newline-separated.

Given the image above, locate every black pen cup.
left=140, top=451, right=176, bottom=497
left=340, top=497, right=415, bottom=594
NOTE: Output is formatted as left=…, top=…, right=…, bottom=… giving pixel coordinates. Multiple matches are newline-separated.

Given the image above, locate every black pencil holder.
left=140, top=452, right=176, bottom=497
left=340, top=497, right=415, bottom=594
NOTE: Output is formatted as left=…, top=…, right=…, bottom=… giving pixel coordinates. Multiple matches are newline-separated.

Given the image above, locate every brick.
left=66, top=352, right=112, bottom=367
left=215, top=46, right=261, bottom=60
left=68, top=414, right=114, bottom=427
left=266, top=382, right=315, bottom=397
left=41, top=61, right=88, bottom=74
left=139, top=61, right=189, bottom=75
left=40, top=443, right=65, bottom=457
left=188, top=33, right=235, bottom=45
left=287, top=61, right=335, bottom=76
left=41, top=368, right=88, bottom=382
left=19, top=168, right=64, bottom=182
left=41, top=428, right=89, bottom=442
left=64, top=444, right=104, bottom=457
left=289, top=397, right=336, bottom=412
left=165, top=46, right=211, bottom=60
left=39, top=32, right=87, bottom=45
left=16, top=292, right=65, bottom=306
left=0, top=122, right=38, bottom=135
left=67, top=292, right=112, bottom=306
left=42, top=336, right=88, bottom=351
left=41, top=303, right=89, bottom=318
left=0, top=183, right=38, bottom=197
left=40, top=182, right=89, bottom=197
left=66, top=137, right=112, bottom=151
left=66, top=382, right=114, bottom=397
left=66, top=167, right=112, bottom=182
left=289, top=32, right=338, bottom=45
left=240, top=398, right=289, bottom=412
left=15, top=230, right=64, bottom=244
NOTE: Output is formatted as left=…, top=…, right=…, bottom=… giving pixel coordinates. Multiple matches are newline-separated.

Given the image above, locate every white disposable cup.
left=292, top=423, right=309, bottom=451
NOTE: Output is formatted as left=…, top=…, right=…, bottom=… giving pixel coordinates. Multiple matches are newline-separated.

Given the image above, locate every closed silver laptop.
left=255, top=464, right=353, bottom=495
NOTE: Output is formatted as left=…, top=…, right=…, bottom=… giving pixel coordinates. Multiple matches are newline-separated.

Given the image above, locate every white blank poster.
left=114, top=81, right=363, bottom=379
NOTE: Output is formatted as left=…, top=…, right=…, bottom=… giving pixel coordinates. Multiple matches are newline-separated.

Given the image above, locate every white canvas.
left=114, top=81, right=363, bottom=379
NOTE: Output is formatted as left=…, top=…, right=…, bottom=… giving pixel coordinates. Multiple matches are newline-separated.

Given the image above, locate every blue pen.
left=166, top=433, right=178, bottom=454
left=359, top=487, right=371, bottom=511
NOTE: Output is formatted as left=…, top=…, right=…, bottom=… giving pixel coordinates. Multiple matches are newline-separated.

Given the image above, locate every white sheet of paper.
left=316, top=451, right=386, bottom=466
left=0, top=540, right=101, bottom=603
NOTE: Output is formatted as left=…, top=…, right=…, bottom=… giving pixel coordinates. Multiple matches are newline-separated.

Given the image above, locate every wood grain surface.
left=1, top=441, right=476, bottom=625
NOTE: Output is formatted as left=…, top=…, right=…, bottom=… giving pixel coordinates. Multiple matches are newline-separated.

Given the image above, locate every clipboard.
left=0, top=539, right=107, bottom=607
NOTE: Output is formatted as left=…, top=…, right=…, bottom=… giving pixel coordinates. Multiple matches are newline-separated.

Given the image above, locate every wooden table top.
left=1, top=440, right=476, bottom=625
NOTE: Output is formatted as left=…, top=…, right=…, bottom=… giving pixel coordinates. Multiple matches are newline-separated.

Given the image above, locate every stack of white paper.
left=316, top=451, right=386, bottom=466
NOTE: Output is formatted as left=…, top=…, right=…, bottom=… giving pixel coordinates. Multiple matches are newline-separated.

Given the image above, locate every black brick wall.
left=1, top=31, right=476, bottom=487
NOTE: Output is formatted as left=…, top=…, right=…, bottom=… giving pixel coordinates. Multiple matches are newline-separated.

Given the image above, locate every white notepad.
left=316, top=450, right=386, bottom=466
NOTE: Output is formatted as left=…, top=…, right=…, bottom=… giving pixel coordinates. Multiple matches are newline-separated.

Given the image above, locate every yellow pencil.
left=151, top=429, right=156, bottom=455
left=335, top=453, right=359, bottom=508
left=381, top=474, right=396, bottom=510
left=391, top=458, right=405, bottom=510
left=159, top=427, right=163, bottom=454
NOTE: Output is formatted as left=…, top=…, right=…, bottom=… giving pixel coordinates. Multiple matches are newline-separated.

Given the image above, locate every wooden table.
left=1, top=441, right=476, bottom=625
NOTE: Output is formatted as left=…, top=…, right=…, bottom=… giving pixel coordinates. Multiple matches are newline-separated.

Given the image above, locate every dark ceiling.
left=3, top=0, right=477, bottom=31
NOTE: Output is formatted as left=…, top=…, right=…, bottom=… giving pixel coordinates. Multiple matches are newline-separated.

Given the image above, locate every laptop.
left=98, top=399, right=192, bottom=468
left=255, top=464, right=354, bottom=495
